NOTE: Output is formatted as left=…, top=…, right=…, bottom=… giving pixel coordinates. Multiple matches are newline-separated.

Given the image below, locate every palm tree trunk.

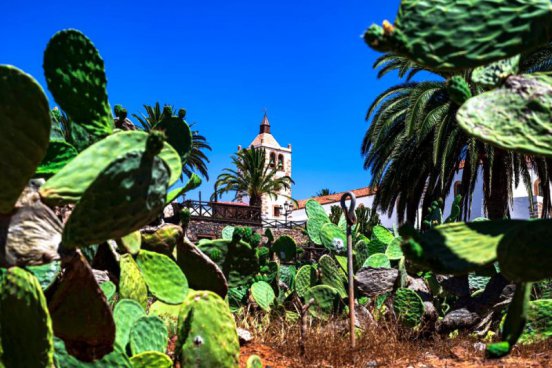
left=249, top=195, right=262, bottom=207
left=484, top=149, right=510, bottom=220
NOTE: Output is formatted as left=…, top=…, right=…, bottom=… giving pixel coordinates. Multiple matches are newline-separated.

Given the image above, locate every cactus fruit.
left=246, top=355, right=263, bottom=368
left=39, top=131, right=182, bottom=205
left=472, top=55, right=520, bottom=89
left=48, top=252, right=115, bottom=361
left=446, top=76, right=472, bottom=106
left=393, top=288, right=425, bottom=328
left=116, top=230, right=141, bottom=255
left=0, top=267, right=54, bottom=368
left=176, top=290, right=240, bottom=368
left=136, top=249, right=189, bottom=304
left=319, top=255, right=347, bottom=298
left=148, top=300, right=183, bottom=336
left=53, top=337, right=132, bottom=368
left=141, top=224, right=183, bottom=256
left=43, top=29, right=113, bottom=139
left=62, top=149, right=169, bottom=248
left=319, top=223, right=347, bottom=253
left=166, top=173, right=202, bottom=203
left=458, top=74, right=552, bottom=157
left=175, top=237, right=228, bottom=298
left=129, top=316, right=168, bottom=355
left=0, top=66, right=51, bottom=214
left=497, top=219, right=552, bottom=282
left=250, top=281, right=276, bottom=312
left=129, top=351, right=172, bottom=368
left=119, top=254, right=148, bottom=308
left=363, top=253, right=391, bottom=269
left=222, top=226, right=235, bottom=240
left=36, top=139, right=79, bottom=176
left=365, top=0, right=552, bottom=71
left=113, top=299, right=147, bottom=349
left=296, top=264, right=318, bottom=299
left=3, top=188, right=63, bottom=266
left=305, top=199, right=331, bottom=245
left=25, top=261, right=61, bottom=291
left=304, top=285, right=341, bottom=320
left=385, top=237, right=403, bottom=261
left=99, top=281, right=116, bottom=303
left=271, top=235, right=297, bottom=262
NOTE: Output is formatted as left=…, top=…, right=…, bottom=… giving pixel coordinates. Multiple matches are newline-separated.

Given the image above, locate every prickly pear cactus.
left=363, top=253, right=391, bottom=269
left=99, top=280, right=116, bottom=303
left=166, top=173, right=202, bottom=204
left=0, top=65, right=50, bottom=214
left=26, top=261, right=61, bottom=291
left=472, top=55, right=520, bottom=89
left=119, top=254, right=148, bottom=308
left=129, top=351, right=172, bottom=368
left=62, top=148, right=169, bottom=248
left=113, top=299, right=146, bottom=349
left=116, top=230, right=142, bottom=255
left=319, top=223, right=346, bottom=253
left=40, top=131, right=182, bottom=205
left=0, top=267, right=54, bottom=368
left=305, top=199, right=331, bottom=245
left=295, top=264, right=318, bottom=299
left=319, top=255, right=347, bottom=298
left=279, top=265, right=296, bottom=290
left=222, top=226, right=235, bottom=240
left=446, top=76, right=472, bottom=105
left=129, top=316, right=168, bottom=355
left=458, top=74, right=552, bottom=157
left=304, top=285, right=341, bottom=321
left=250, top=281, right=275, bottom=312
left=53, top=337, right=132, bottom=368
left=517, top=299, right=552, bottom=344
left=271, top=235, right=297, bottom=262
left=393, top=288, right=425, bottom=328
left=36, top=139, right=79, bottom=176
left=141, top=224, right=183, bottom=256
left=43, top=29, right=113, bottom=139
left=246, top=355, right=263, bottom=368
left=48, top=252, right=115, bottom=361
left=365, top=0, right=552, bottom=71
left=148, top=300, right=183, bottom=336
left=176, top=291, right=240, bottom=368
left=385, top=237, right=403, bottom=261
left=153, top=113, right=193, bottom=160
left=136, top=250, right=189, bottom=304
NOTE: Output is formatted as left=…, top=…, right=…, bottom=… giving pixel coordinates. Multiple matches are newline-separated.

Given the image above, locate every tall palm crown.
left=212, top=146, right=294, bottom=207
left=132, top=102, right=212, bottom=180
left=362, top=50, right=552, bottom=223
left=314, top=188, right=335, bottom=197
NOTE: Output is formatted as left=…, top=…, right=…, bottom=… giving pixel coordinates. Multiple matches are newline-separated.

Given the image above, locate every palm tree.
left=212, top=146, right=294, bottom=207
left=314, top=188, right=335, bottom=197
left=132, top=102, right=212, bottom=180
left=362, top=52, right=552, bottom=223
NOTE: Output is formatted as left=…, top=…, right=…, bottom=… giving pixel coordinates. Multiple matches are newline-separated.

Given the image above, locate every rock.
left=355, top=267, right=398, bottom=297
left=437, top=308, right=481, bottom=333
left=237, top=327, right=253, bottom=345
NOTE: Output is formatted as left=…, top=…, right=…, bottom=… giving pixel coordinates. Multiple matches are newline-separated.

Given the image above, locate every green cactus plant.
left=319, top=255, right=347, bottom=298
left=99, top=281, right=116, bottom=303
left=129, top=316, right=168, bottom=355
left=129, top=351, right=172, bottom=368
left=148, top=300, right=183, bottom=336
left=113, top=299, right=147, bottom=349
left=393, top=288, right=425, bottom=328
left=306, top=199, right=331, bottom=245
left=385, top=237, right=403, bottom=261
left=176, top=290, right=240, bottom=368
left=153, top=109, right=193, bottom=161
left=116, top=230, right=142, bottom=255
left=25, top=260, right=61, bottom=291
left=447, top=76, right=472, bottom=105
left=517, top=299, right=552, bottom=344
left=43, top=29, right=113, bottom=140
left=295, top=264, right=318, bottom=299
left=136, top=249, right=189, bottom=304
left=0, top=267, right=54, bottom=368
left=319, top=223, right=347, bottom=253
left=363, top=253, right=391, bottom=269
left=0, top=65, right=50, bottom=214
left=36, top=139, right=79, bottom=176
left=141, top=223, right=183, bottom=256
left=279, top=265, right=296, bottom=290
left=246, top=355, right=263, bottom=368
left=166, top=173, right=202, bottom=204
left=119, top=254, right=148, bottom=308
left=53, top=337, right=132, bottom=368
left=250, top=281, right=276, bottom=312
left=370, top=225, right=394, bottom=253
left=304, top=285, right=341, bottom=320
left=222, top=226, right=235, bottom=240
left=271, top=235, right=297, bottom=262
left=472, top=55, right=520, bottom=89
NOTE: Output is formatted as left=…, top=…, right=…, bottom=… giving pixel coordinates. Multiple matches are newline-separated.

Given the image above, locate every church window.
left=269, top=152, right=276, bottom=168
left=278, top=154, right=284, bottom=170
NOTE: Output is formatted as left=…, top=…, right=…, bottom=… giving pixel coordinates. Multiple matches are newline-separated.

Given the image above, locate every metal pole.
left=340, top=192, right=357, bottom=349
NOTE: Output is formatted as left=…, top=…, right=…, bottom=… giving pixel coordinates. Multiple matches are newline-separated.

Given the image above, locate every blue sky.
left=3, top=0, right=403, bottom=201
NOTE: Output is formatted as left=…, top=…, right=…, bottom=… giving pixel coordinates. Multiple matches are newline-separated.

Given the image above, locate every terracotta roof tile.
left=296, top=187, right=377, bottom=209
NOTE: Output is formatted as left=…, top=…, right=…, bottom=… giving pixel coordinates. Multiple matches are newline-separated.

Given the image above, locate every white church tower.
left=238, top=113, right=292, bottom=220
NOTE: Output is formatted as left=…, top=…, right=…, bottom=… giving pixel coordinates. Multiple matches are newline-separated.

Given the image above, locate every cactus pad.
left=222, top=226, right=235, bottom=240
left=113, top=299, right=146, bottom=349
left=279, top=265, right=296, bottom=289
left=25, top=260, right=61, bottom=291
left=62, top=151, right=169, bottom=248
left=393, top=288, right=425, bottom=328
left=117, top=230, right=141, bottom=255
left=36, top=139, right=79, bottom=176
left=0, top=65, right=51, bottom=214
left=250, top=281, right=275, bottom=312
left=385, top=237, right=403, bottom=261
left=129, top=316, right=168, bottom=355
left=271, top=235, right=296, bottom=262
left=518, top=299, right=552, bottom=344
left=166, top=173, right=202, bottom=203
left=136, top=249, right=189, bottom=304
left=154, top=115, right=192, bottom=159
left=319, top=223, right=347, bottom=253
left=0, top=267, right=54, bottom=368
left=458, top=74, right=552, bottom=157
left=372, top=225, right=394, bottom=245
left=363, top=253, right=391, bottom=269
left=40, top=131, right=181, bottom=205
left=148, top=300, right=183, bottom=336
left=129, top=351, right=172, bottom=368
left=306, top=199, right=330, bottom=245
left=304, top=285, right=341, bottom=320
left=99, top=281, right=116, bottom=303
left=119, top=254, right=148, bottom=308
left=176, top=290, right=240, bottom=368
left=319, top=254, right=347, bottom=298
left=367, top=0, right=552, bottom=71
left=296, top=264, right=318, bottom=299
left=446, top=76, right=472, bottom=105
left=43, top=29, right=113, bottom=138
left=48, top=252, right=115, bottom=361
left=246, top=355, right=263, bottom=368
left=472, top=55, right=520, bottom=89
left=141, top=224, right=183, bottom=256
left=53, top=337, right=131, bottom=368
